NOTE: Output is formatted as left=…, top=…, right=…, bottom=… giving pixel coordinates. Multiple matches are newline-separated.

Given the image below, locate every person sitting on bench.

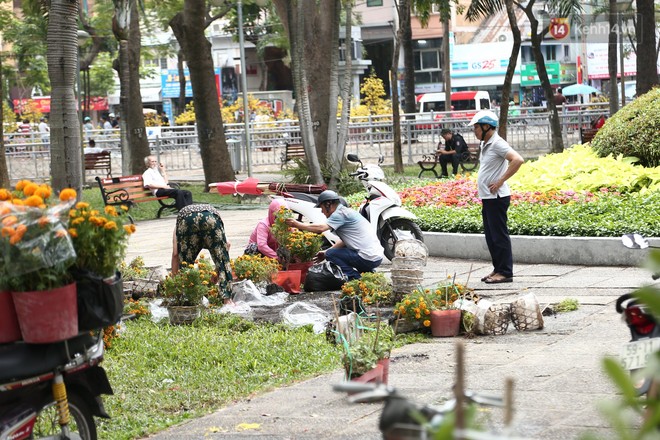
left=142, top=155, right=193, bottom=211
left=438, top=128, right=467, bottom=177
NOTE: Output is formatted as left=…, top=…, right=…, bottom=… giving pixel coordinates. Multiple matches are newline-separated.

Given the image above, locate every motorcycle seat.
left=289, top=192, right=349, bottom=207
left=0, top=333, right=96, bottom=384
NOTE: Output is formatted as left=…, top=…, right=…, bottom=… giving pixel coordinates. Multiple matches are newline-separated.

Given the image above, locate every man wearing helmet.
left=468, top=110, right=524, bottom=284
left=284, top=190, right=384, bottom=280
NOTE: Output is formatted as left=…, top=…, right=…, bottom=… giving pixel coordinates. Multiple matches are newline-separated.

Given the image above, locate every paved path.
left=127, top=207, right=659, bottom=440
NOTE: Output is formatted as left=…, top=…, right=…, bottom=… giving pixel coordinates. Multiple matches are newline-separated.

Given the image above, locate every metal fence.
left=3, top=103, right=609, bottom=183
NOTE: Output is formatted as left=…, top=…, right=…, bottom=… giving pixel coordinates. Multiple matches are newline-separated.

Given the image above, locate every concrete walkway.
left=126, top=205, right=659, bottom=440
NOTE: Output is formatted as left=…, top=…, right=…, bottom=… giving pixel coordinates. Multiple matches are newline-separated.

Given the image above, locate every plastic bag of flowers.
left=67, top=201, right=135, bottom=330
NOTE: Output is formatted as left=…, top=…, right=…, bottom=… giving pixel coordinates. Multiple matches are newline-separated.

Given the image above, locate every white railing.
left=3, top=102, right=610, bottom=183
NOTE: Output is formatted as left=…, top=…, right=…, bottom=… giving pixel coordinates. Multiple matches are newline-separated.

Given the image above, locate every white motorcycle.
left=274, top=156, right=423, bottom=260
left=346, top=154, right=423, bottom=260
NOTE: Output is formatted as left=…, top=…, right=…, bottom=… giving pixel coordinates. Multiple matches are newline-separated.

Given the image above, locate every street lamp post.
left=237, top=0, right=252, bottom=177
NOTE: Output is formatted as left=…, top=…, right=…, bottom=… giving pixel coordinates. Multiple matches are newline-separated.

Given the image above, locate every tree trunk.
left=635, top=0, right=658, bottom=95
left=48, top=0, right=82, bottom=194
left=326, top=0, right=341, bottom=183
left=525, top=8, right=563, bottom=153
left=608, top=0, right=619, bottom=115
left=498, top=0, right=521, bottom=139
left=442, top=14, right=451, bottom=112
left=113, top=0, right=131, bottom=175
left=126, top=0, right=150, bottom=174
left=170, top=0, right=235, bottom=188
left=400, top=0, right=415, bottom=115
left=282, top=0, right=322, bottom=183
left=0, top=57, right=9, bottom=188
left=338, top=1, right=353, bottom=187
left=177, top=50, right=186, bottom=116
left=391, top=24, right=403, bottom=174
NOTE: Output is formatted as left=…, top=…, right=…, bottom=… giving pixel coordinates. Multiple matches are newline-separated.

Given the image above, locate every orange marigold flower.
left=104, top=221, right=117, bottom=230
left=15, top=180, right=31, bottom=191
left=104, top=206, right=118, bottom=216
left=23, top=183, right=39, bottom=196
left=0, top=189, right=11, bottom=201
left=35, top=185, right=51, bottom=200
left=2, top=215, right=18, bottom=227
left=120, top=205, right=129, bottom=211
left=12, top=199, right=24, bottom=206
left=123, top=225, right=134, bottom=235
left=59, top=188, right=77, bottom=201
left=71, top=217, right=85, bottom=226
left=1, top=226, right=15, bottom=237
left=24, top=195, right=44, bottom=207
left=68, top=228, right=78, bottom=238
left=76, top=202, right=90, bottom=210
left=55, top=229, right=67, bottom=238
left=423, top=320, right=431, bottom=327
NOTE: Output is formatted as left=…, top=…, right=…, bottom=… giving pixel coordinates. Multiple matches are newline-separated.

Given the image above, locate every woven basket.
left=510, top=294, right=544, bottom=331
left=482, top=304, right=510, bottom=335
left=167, top=305, right=201, bottom=325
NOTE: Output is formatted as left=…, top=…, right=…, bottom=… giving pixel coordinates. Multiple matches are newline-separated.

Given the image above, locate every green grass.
left=98, top=312, right=429, bottom=439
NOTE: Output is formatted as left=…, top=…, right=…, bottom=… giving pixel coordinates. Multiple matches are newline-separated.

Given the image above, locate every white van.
left=416, top=91, right=491, bottom=128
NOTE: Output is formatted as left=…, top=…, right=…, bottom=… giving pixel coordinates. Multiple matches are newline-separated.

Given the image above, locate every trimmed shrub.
left=592, top=87, right=660, bottom=167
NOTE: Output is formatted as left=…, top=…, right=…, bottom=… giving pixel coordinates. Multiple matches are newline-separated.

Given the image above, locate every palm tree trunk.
left=326, top=0, right=341, bottom=181
left=442, top=14, right=451, bottom=112
left=635, top=0, right=658, bottom=95
left=126, top=0, right=150, bottom=174
left=48, top=0, right=82, bottom=193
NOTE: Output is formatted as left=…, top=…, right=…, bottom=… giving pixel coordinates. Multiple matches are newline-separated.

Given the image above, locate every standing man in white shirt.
left=468, top=110, right=524, bottom=285
left=142, top=156, right=193, bottom=211
left=38, top=117, right=50, bottom=146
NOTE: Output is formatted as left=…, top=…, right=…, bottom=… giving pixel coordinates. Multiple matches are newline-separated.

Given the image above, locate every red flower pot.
left=430, top=309, right=461, bottom=337
left=12, top=283, right=78, bottom=343
left=272, top=270, right=301, bottom=294
left=350, top=358, right=390, bottom=385
left=287, top=261, right=314, bottom=284
left=0, top=290, right=22, bottom=344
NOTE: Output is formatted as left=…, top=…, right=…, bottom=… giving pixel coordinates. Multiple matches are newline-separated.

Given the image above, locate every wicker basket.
left=167, top=305, right=201, bottom=325
left=482, top=304, right=510, bottom=335
left=510, top=294, right=544, bottom=331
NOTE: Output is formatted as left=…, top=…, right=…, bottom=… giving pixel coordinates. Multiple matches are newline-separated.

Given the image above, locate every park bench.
left=580, top=127, right=600, bottom=144
left=417, top=143, right=480, bottom=178
left=95, top=175, right=179, bottom=221
left=84, top=151, right=112, bottom=177
left=281, top=143, right=306, bottom=168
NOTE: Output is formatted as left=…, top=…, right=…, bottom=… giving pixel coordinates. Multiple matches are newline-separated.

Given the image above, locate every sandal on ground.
left=483, top=275, right=513, bottom=284
left=481, top=272, right=495, bottom=282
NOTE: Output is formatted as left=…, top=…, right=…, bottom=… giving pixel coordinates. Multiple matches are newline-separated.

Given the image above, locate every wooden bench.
left=84, top=151, right=112, bottom=177
left=580, top=128, right=600, bottom=144
left=417, top=143, right=480, bottom=178
left=95, top=175, right=179, bottom=221
left=281, top=143, right=306, bottom=168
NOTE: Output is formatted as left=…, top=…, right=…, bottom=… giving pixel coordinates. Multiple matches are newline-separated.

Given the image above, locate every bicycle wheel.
left=33, top=392, right=97, bottom=440
left=460, top=147, right=480, bottom=172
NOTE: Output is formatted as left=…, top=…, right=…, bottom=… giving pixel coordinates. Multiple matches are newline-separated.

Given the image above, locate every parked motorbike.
left=616, top=233, right=660, bottom=396
left=346, top=154, right=423, bottom=260
left=0, top=333, right=113, bottom=440
left=333, top=380, right=507, bottom=439
left=273, top=156, right=423, bottom=260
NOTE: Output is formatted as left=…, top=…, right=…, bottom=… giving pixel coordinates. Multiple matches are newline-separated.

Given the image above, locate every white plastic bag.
left=218, top=302, right=253, bottom=318
left=232, top=279, right=288, bottom=306
left=280, top=302, right=331, bottom=334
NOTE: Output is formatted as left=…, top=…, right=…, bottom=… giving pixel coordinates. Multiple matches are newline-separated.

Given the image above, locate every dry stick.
left=454, top=341, right=465, bottom=434
left=465, top=263, right=474, bottom=289
left=504, top=377, right=514, bottom=428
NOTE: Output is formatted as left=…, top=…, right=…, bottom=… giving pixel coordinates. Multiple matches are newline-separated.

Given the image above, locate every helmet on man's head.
left=316, top=190, right=340, bottom=207
left=109, top=113, right=115, bottom=118
left=84, top=116, right=91, bottom=122
left=468, top=110, right=499, bottom=128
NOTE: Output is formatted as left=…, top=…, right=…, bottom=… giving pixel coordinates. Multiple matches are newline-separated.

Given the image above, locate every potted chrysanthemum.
left=160, top=258, right=218, bottom=325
